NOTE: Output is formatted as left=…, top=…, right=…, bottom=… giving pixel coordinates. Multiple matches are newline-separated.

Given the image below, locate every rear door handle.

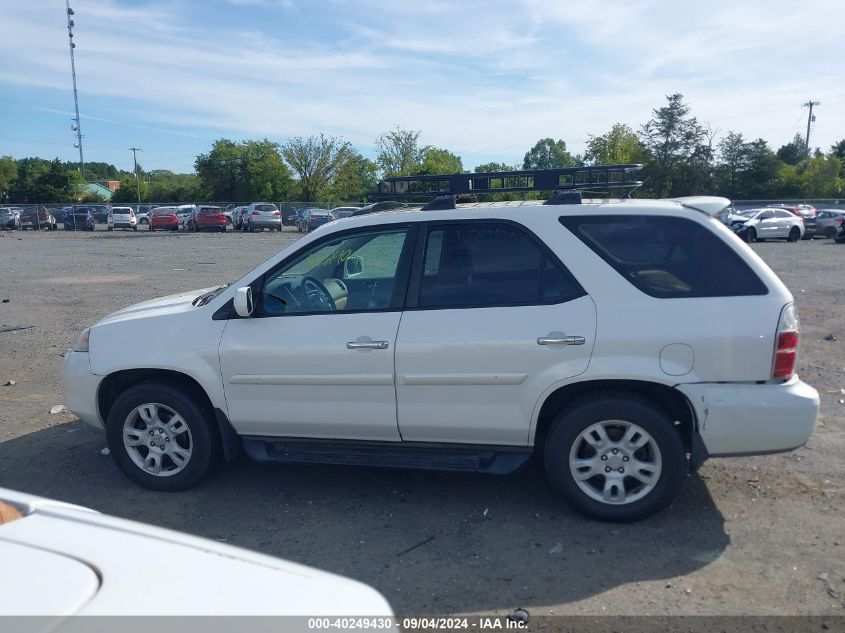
left=347, top=340, right=389, bottom=350
left=537, top=336, right=585, bottom=346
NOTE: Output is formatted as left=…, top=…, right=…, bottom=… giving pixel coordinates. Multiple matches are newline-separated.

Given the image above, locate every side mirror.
left=233, top=286, right=254, bottom=318
left=344, top=256, right=364, bottom=278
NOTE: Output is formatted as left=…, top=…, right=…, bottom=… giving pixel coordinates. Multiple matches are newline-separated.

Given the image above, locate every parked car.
left=245, top=202, right=282, bottom=232
left=815, top=209, right=845, bottom=238
left=0, top=487, right=394, bottom=617
left=149, top=206, right=180, bottom=232
left=280, top=205, right=299, bottom=226
left=233, top=206, right=248, bottom=230
left=305, top=208, right=335, bottom=232
left=766, top=203, right=817, bottom=239
left=63, top=206, right=96, bottom=231
left=88, top=205, right=110, bottom=224
left=175, top=204, right=195, bottom=230
left=187, top=205, right=227, bottom=232
left=0, top=207, right=20, bottom=230
left=107, top=206, right=138, bottom=231
left=729, top=207, right=804, bottom=242
left=54, top=207, right=72, bottom=223
left=330, top=206, right=361, bottom=220
left=295, top=208, right=312, bottom=232
left=135, top=204, right=154, bottom=226
left=63, top=192, right=819, bottom=522
left=18, top=206, right=56, bottom=230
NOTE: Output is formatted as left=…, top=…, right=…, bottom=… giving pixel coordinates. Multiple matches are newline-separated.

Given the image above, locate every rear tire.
left=825, top=227, right=837, bottom=238
left=106, top=382, right=218, bottom=491
left=787, top=227, right=800, bottom=242
left=544, top=394, right=686, bottom=522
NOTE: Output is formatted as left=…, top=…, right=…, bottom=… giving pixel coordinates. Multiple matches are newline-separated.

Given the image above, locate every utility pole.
left=129, top=147, right=142, bottom=204
left=65, top=0, right=85, bottom=178
left=802, top=100, right=820, bottom=152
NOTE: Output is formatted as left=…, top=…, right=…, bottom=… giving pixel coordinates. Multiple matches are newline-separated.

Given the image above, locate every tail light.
left=273, top=211, right=280, bottom=216
left=252, top=211, right=260, bottom=215
left=773, top=303, right=800, bottom=380
left=86, top=216, right=92, bottom=221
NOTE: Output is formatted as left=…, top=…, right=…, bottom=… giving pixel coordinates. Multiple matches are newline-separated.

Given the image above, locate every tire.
left=133, top=225, right=138, bottom=232
left=787, top=227, right=800, bottom=242
left=106, top=382, right=218, bottom=491
left=544, top=394, right=686, bottom=522
left=107, top=226, right=113, bottom=231
left=249, top=222, right=255, bottom=233
left=824, top=227, right=837, bottom=239
left=744, top=227, right=756, bottom=243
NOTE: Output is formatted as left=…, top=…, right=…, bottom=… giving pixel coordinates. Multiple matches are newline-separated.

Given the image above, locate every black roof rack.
left=369, top=164, right=643, bottom=201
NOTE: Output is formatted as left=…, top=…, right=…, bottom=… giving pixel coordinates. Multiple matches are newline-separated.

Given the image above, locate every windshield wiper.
left=192, top=284, right=229, bottom=306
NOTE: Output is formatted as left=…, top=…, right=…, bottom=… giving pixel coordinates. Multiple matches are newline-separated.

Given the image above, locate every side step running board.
left=241, top=437, right=532, bottom=475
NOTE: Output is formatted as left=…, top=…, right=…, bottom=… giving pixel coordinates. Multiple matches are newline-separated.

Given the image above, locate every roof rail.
left=420, top=195, right=456, bottom=211
left=369, top=164, right=643, bottom=201
left=350, top=200, right=412, bottom=217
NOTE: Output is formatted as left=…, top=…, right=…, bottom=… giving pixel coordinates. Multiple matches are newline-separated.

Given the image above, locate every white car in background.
left=0, top=487, right=394, bottom=617
left=106, top=206, right=138, bottom=231
left=730, top=207, right=804, bottom=242
left=175, top=204, right=195, bottom=230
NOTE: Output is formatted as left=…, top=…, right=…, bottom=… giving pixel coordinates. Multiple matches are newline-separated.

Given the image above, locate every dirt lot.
left=0, top=226, right=843, bottom=617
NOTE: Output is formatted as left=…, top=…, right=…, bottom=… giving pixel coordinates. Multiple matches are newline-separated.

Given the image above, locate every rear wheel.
left=106, top=382, right=218, bottom=491
left=825, top=226, right=837, bottom=238
left=787, top=227, right=800, bottom=242
left=544, top=394, right=686, bottom=522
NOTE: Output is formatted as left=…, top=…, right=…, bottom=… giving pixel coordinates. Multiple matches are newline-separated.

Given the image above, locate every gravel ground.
left=0, top=225, right=843, bottom=617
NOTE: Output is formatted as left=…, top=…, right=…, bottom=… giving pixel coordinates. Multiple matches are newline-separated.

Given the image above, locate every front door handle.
left=537, top=335, right=585, bottom=346
left=347, top=340, right=389, bottom=350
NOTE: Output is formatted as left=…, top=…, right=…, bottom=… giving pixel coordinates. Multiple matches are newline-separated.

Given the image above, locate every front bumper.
left=62, top=352, right=105, bottom=430
left=676, top=375, right=818, bottom=456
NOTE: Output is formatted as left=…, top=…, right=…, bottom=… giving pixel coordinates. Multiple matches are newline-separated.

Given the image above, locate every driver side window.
left=260, top=228, right=411, bottom=316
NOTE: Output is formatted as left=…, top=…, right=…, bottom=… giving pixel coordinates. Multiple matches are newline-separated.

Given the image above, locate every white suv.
left=107, top=206, right=137, bottom=231
left=63, top=195, right=819, bottom=521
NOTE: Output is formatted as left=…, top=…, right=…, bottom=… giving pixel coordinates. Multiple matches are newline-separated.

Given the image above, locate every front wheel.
left=106, top=382, right=218, bottom=491
left=787, top=227, right=800, bottom=242
left=544, top=395, right=686, bottom=522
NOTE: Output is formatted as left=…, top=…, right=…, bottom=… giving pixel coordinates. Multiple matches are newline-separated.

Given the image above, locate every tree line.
left=1, top=94, right=842, bottom=204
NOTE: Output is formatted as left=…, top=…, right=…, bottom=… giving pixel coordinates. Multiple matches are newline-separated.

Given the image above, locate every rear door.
left=395, top=221, right=595, bottom=446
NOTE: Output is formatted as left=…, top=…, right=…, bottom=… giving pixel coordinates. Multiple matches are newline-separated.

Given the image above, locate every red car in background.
left=187, top=205, right=227, bottom=233
left=149, top=207, right=179, bottom=232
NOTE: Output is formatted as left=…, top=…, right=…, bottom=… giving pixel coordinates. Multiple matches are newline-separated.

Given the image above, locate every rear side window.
left=419, top=222, right=584, bottom=309
left=559, top=215, right=768, bottom=298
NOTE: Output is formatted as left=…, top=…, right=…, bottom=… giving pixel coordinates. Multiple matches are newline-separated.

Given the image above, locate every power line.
left=802, top=99, right=820, bottom=151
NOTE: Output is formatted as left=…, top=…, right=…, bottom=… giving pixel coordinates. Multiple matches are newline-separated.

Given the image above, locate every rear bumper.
left=250, top=218, right=282, bottom=227
left=61, top=352, right=105, bottom=430
left=676, top=376, right=818, bottom=456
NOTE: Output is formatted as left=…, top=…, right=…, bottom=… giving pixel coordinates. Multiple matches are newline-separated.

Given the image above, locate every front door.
left=218, top=224, right=416, bottom=440
left=395, top=221, right=596, bottom=446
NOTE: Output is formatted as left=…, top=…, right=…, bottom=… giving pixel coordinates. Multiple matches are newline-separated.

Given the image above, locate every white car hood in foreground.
left=96, top=287, right=218, bottom=325
left=0, top=488, right=393, bottom=617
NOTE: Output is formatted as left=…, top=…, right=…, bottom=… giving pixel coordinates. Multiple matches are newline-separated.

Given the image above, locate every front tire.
left=544, top=394, right=686, bottom=522
left=106, top=382, right=218, bottom=491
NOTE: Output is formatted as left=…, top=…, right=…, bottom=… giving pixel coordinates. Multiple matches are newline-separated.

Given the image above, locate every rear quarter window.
left=559, top=215, right=768, bottom=298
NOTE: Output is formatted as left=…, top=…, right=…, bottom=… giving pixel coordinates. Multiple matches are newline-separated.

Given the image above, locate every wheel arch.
left=530, top=378, right=701, bottom=468
left=97, top=368, right=241, bottom=461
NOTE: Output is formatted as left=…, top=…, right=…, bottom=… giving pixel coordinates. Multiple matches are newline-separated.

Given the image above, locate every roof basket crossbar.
left=369, top=164, right=643, bottom=201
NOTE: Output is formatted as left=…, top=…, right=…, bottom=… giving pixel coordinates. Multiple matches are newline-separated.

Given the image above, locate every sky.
left=0, top=0, right=843, bottom=175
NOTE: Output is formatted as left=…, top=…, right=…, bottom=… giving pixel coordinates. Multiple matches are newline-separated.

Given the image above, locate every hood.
left=96, top=287, right=218, bottom=325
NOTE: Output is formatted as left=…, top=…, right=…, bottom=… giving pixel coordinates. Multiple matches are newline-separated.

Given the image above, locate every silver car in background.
left=816, top=209, right=845, bottom=238
left=245, top=202, right=282, bottom=232
left=0, top=207, right=20, bottom=230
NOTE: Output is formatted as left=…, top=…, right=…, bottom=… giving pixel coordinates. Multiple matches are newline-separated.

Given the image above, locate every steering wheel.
left=301, top=276, right=336, bottom=311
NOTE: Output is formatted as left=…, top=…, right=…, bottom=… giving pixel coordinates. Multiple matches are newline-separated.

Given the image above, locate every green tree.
left=0, top=156, right=16, bottom=202
left=375, top=126, right=426, bottom=177
left=800, top=154, right=843, bottom=197
left=328, top=153, right=378, bottom=202
left=111, top=174, right=148, bottom=203
left=15, top=159, right=83, bottom=202
left=195, top=139, right=292, bottom=201
left=714, top=131, right=749, bottom=197
left=474, top=161, right=516, bottom=173
left=584, top=124, right=646, bottom=166
left=776, top=133, right=809, bottom=165
left=741, top=139, right=782, bottom=199
left=831, top=139, right=845, bottom=160
left=639, top=93, right=711, bottom=197
left=414, top=147, right=463, bottom=175
left=281, top=134, right=353, bottom=202
left=148, top=171, right=203, bottom=203
left=522, top=138, right=575, bottom=170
